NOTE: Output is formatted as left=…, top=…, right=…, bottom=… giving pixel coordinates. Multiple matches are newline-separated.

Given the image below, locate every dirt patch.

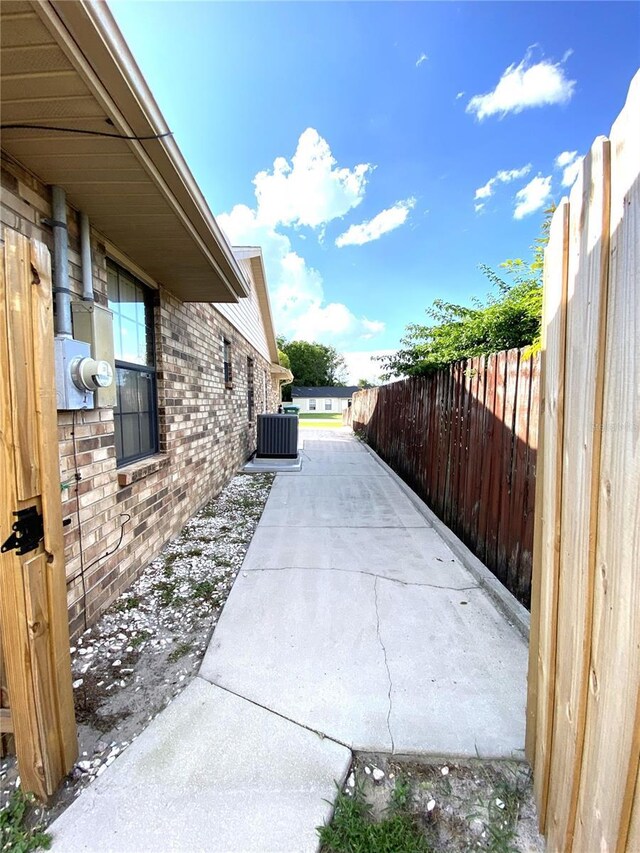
left=0, top=472, right=274, bottom=834
left=325, top=754, right=544, bottom=853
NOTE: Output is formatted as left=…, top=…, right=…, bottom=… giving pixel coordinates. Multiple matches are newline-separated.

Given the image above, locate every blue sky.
left=111, top=1, right=639, bottom=382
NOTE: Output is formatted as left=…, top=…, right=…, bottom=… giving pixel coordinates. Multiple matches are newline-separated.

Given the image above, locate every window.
left=324, top=400, right=332, bottom=412
left=223, top=338, right=232, bottom=387
left=107, top=260, right=158, bottom=466
left=247, top=357, right=254, bottom=421
left=309, top=399, right=317, bottom=411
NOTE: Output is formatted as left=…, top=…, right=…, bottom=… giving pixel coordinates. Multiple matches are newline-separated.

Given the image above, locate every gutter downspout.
left=79, top=211, right=94, bottom=302
left=51, top=185, right=72, bottom=337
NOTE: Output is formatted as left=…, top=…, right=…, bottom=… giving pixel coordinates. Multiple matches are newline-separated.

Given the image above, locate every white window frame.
left=309, top=399, right=317, bottom=411
left=324, top=399, right=332, bottom=411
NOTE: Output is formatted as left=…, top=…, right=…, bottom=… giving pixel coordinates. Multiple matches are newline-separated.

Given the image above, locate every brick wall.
left=1, top=153, right=281, bottom=637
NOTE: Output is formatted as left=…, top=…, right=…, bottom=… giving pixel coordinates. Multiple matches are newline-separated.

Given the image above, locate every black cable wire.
left=0, top=124, right=173, bottom=141
left=70, top=410, right=88, bottom=631
left=82, top=512, right=131, bottom=575
left=67, top=412, right=131, bottom=629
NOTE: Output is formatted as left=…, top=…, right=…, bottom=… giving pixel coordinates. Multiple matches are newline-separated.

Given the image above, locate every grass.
left=0, top=789, right=51, bottom=853
left=299, top=412, right=345, bottom=430
left=318, top=784, right=431, bottom=853
left=151, top=579, right=181, bottom=606
left=468, top=767, right=530, bottom=853
left=167, top=641, right=194, bottom=663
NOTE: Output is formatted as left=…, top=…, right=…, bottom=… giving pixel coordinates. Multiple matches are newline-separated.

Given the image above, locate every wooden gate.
left=0, top=229, right=77, bottom=799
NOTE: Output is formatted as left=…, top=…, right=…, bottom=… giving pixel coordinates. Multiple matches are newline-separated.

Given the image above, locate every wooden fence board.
left=624, top=759, right=640, bottom=853
left=497, top=349, right=519, bottom=583
left=5, top=231, right=40, bottom=499
left=529, top=198, right=569, bottom=823
left=546, top=135, right=611, bottom=852
left=572, top=75, right=640, bottom=853
left=29, top=239, right=77, bottom=777
left=351, top=346, right=538, bottom=608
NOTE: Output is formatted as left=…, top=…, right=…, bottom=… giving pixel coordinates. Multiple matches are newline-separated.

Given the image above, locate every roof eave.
left=31, top=0, right=249, bottom=300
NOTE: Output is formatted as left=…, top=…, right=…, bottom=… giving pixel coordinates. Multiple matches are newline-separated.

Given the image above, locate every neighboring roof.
left=217, top=246, right=293, bottom=382
left=0, top=0, right=248, bottom=303
left=232, top=247, right=279, bottom=365
left=292, top=386, right=359, bottom=398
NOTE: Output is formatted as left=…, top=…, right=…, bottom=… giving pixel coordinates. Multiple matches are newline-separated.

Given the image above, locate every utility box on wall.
left=71, top=302, right=116, bottom=407
left=54, top=337, right=94, bottom=410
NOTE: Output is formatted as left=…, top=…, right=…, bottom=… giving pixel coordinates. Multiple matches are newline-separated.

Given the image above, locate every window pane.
left=117, top=317, right=140, bottom=364
left=137, top=372, right=154, bottom=413
left=117, top=369, right=138, bottom=413
left=139, top=416, right=153, bottom=455
left=118, top=275, right=139, bottom=321
left=120, top=413, right=140, bottom=460
left=325, top=400, right=332, bottom=411
left=309, top=399, right=316, bottom=411
left=114, top=366, right=156, bottom=464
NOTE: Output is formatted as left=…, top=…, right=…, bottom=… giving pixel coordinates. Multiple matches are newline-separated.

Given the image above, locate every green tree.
left=277, top=348, right=290, bottom=371
left=379, top=211, right=551, bottom=379
left=278, top=337, right=347, bottom=400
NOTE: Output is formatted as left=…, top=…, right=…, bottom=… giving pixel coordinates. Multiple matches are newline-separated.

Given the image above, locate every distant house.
left=291, top=386, right=360, bottom=413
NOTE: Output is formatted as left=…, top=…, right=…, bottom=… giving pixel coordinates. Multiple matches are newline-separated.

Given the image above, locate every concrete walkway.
left=49, top=429, right=528, bottom=853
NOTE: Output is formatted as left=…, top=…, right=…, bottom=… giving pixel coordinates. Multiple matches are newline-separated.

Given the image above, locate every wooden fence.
left=350, top=348, right=539, bottom=608
left=526, top=71, right=639, bottom=851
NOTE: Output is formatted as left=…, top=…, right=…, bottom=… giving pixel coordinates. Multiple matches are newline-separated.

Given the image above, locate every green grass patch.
left=168, top=641, right=194, bottom=663
left=0, top=789, right=51, bottom=853
left=113, top=595, right=140, bottom=613
left=299, top=418, right=345, bottom=429
left=318, top=785, right=430, bottom=853
left=152, top=579, right=181, bottom=606
left=299, top=412, right=344, bottom=420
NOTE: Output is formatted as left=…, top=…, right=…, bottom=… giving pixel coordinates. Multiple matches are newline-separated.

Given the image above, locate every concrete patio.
left=49, top=429, right=528, bottom=852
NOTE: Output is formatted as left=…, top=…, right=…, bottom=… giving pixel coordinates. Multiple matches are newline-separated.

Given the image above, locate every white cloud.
left=554, top=150, right=583, bottom=187
left=218, top=129, right=385, bottom=345
left=474, top=164, right=532, bottom=205
left=455, top=91, right=465, bottom=100
left=253, top=127, right=372, bottom=228
left=416, top=52, right=428, bottom=67
left=474, top=202, right=485, bottom=214
left=335, top=197, right=416, bottom=247
left=342, top=350, right=394, bottom=385
left=513, top=174, right=552, bottom=219
left=466, top=52, right=576, bottom=120
left=361, top=318, right=386, bottom=339
left=555, top=150, right=577, bottom=168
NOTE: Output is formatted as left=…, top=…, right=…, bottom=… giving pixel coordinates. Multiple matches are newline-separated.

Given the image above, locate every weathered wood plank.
left=4, top=231, right=40, bottom=499
left=29, top=238, right=77, bottom=780
left=496, top=350, right=519, bottom=583
left=531, top=198, right=570, bottom=826
left=0, top=230, right=48, bottom=798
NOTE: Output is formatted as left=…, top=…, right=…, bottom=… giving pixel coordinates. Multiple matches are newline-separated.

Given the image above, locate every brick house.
left=1, top=0, right=292, bottom=637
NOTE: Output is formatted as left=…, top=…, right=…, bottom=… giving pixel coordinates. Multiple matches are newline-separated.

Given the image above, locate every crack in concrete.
left=196, top=676, right=353, bottom=751
left=373, top=576, right=395, bottom=755
left=244, top=565, right=480, bottom=592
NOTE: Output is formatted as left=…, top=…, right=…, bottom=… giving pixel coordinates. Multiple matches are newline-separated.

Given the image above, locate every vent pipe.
left=79, top=211, right=94, bottom=302
left=51, top=186, right=72, bottom=337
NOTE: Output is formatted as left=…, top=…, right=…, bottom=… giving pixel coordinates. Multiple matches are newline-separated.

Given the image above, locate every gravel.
left=0, top=472, right=274, bottom=830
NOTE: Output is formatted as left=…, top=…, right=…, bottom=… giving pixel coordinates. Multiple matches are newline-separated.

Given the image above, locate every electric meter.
left=70, top=356, right=114, bottom=392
